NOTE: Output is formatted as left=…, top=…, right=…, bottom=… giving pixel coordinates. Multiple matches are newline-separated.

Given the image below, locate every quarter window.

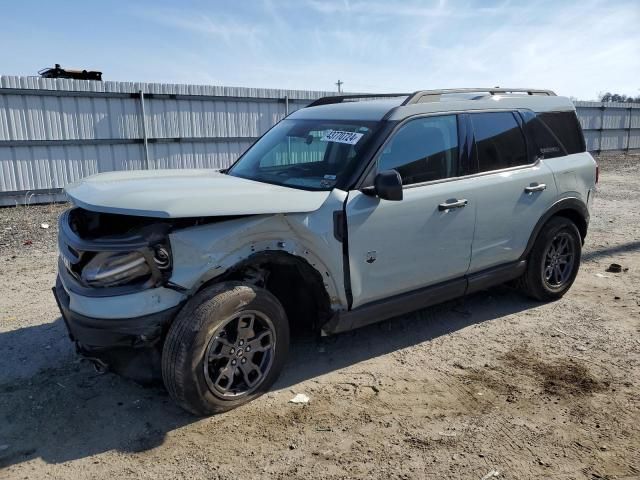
left=538, top=111, right=585, bottom=155
left=378, top=115, right=459, bottom=185
left=520, top=110, right=565, bottom=159
left=471, top=112, right=528, bottom=172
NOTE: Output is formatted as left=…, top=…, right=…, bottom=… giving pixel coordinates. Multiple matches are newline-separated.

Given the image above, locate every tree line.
left=599, top=92, right=640, bottom=103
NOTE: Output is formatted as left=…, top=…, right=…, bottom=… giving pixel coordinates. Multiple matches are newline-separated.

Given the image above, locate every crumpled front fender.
left=167, top=190, right=349, bottom=310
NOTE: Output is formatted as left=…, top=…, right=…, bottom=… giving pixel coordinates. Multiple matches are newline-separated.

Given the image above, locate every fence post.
left=627, top=106, right=632, bottom=152
left=284, top=95, right=289, bottom=116
left=598, top=103, right=605, bottom=155
left=139, top=90, right=150, bottom=169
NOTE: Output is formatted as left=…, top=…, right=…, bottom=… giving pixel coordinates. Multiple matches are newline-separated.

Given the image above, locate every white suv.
left=54, top=88, right=597, bottom=415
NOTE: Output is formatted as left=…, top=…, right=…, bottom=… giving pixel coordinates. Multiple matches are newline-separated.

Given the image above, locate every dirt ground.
left=0, top=155, right=639, bottom=480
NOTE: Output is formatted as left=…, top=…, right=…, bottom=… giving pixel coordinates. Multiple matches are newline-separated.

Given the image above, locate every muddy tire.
left=162, top=282, right=289, bottom=416
left=517, top=216, right=582, bottom=301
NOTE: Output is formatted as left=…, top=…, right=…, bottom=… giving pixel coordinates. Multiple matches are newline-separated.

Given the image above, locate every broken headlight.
left=82, top=251, right=151, bottom=287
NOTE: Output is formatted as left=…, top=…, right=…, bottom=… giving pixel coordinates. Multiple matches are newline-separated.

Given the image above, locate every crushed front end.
left=53, top=208, right=187, bottom=382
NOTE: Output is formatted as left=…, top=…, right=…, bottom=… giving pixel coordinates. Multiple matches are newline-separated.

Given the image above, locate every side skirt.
left=321, top=260, right=526, bottom=335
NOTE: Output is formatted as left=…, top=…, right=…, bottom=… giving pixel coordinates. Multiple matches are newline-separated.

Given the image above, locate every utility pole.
left=336, top=79, right=343, bottom=93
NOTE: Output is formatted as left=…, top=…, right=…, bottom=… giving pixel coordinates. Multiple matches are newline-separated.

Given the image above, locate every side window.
left=379, top=115, right=458, bottom=185
left=471, top=112, right=528, bottom=172
left=520, top=110, right=565, bottom=159
left=538, top=111, right=586, bottom=155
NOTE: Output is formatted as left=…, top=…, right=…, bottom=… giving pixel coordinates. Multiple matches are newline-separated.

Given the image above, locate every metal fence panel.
left=574, top=100, right=640, bottom=154
left=1, top=77, right=639, bottom=206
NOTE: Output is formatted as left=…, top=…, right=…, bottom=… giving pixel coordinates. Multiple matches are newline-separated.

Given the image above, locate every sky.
left=0, top=0, right=638, bottom=100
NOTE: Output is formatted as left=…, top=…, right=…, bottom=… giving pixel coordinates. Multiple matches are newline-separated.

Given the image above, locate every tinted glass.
left=379, top=115, right=458, bottom=185
left=520, top=110, right=565, bottom=159
left=228, top=119, right=378, bottom=191
left=538, top=111, right=585, bottom=154
left=471, top=112, right=528, bottom=172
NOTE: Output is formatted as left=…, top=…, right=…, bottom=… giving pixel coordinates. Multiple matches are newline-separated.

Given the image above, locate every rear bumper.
left=53, top=277, right=182, bottom=382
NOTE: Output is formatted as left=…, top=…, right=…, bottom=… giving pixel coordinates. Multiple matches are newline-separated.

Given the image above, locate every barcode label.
left=321, top=130, right=364, bottom=145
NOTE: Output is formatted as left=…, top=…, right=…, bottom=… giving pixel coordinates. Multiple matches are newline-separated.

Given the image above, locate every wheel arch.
left=211, top=250, right=334, bottom=333
left=521, top=197, right=589, bottom=260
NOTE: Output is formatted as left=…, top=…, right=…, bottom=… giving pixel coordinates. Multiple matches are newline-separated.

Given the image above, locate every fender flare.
left=520, top=196, right=589, bottom=260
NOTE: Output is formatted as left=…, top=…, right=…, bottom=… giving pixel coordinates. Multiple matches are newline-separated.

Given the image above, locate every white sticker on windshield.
left=321, top=130, right=364, bottom=145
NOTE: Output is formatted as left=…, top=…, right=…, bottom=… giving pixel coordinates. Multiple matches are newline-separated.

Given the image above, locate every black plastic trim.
left=339, top=197, right=353, bottom=309
left=306, top=94, right=410, bottom=108
left=466, top=260, right=526, bottom=295
left=458, top=113, right=474, bottom=176
left=520, top=197, right=589, bottom=259
left=322, top=259, right=529, bottom=335
left=323, top=278, right=466, bottom=334
left=332, top=210, right=345, bottom=243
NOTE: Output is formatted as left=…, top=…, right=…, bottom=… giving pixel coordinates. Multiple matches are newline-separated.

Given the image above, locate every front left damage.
left=54, top=190, right=348, bottom=382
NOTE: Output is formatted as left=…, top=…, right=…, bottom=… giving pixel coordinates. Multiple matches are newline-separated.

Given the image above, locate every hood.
left=65, top=169, right=332, bottom=218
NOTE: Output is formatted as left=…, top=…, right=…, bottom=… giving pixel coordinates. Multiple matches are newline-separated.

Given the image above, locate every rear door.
left=466, top=111, right=558, bottom=273
left=345, top=114, right=476, bottom=308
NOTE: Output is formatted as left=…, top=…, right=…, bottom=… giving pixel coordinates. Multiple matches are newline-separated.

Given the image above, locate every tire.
left=518, top=216, right=582, bottom=301
left=162, top=281, right=289, bottom=416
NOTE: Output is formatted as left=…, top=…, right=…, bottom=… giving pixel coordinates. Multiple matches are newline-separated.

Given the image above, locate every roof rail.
left=402, top=88, right=556, bottom=105
left=307, top=93, right=410, bottom=108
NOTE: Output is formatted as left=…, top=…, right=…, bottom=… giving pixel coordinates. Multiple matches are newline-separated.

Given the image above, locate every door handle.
left=438, top=199, right=468, bottom=211
left=524, top=183, right=547, bottom=193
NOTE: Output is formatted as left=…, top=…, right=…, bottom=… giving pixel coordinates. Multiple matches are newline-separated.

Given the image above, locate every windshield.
left=227, top=119, right=379, bottom=190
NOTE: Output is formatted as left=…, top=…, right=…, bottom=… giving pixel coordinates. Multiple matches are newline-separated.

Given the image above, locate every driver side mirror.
left=364, top=170, right=403, bottom=201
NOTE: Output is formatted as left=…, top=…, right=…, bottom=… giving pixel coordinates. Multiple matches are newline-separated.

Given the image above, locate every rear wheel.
left=162, top=282, right=289, bottom=416
left=518, top=216, right=582, bottom=301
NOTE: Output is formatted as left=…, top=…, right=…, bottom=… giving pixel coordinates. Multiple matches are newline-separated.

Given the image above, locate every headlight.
left=82, top=251, right=151, bottom=287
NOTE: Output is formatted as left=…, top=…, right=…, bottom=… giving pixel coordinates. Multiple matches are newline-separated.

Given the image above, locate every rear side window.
left=379, top=115, right=459, bottom=185
left=471, top=112, right=528, bottom=172
left=537, top=111, right=585, bottom=154
left=520, top=110, right=565, bottom=159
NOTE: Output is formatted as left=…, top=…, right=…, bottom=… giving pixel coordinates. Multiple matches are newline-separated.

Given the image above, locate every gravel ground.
left=0, top=155, right=639, bottom=480
left=0, top=202, right=67, bottom=254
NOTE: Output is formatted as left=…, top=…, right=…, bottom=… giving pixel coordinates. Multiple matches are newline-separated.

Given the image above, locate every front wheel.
left=162, top=282, right=289, bottom=416
left=518, top=216, right=582, bottom=301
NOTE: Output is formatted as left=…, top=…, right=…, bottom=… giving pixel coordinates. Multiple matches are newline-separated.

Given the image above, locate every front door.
left=345, top=114, right=476, bottom=308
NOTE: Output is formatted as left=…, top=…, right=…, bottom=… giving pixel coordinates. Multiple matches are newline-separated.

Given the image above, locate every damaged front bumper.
left=53, top=276, right=184, bottom=383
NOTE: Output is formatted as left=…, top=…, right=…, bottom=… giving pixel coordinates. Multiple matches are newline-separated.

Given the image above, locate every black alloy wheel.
left=204, top=311, right=276, bottom=399
left=162, top=282, right=289, bottom=416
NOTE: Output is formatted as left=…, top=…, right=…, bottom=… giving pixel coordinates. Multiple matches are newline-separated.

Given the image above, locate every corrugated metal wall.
left=0, top=76, right=335, bottom=205
left=1, top=77, right=638, bottom=205
left=574, top=100, right=640, bottom=152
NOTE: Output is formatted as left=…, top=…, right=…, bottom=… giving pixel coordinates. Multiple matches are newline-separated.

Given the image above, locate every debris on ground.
left=481, top=470, right=500, bottom=480
left=289, top=393, right=310, bottom=404
left=40, top=223, right=49, bottom=229
left=606, top=263, right=622, bottom=273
